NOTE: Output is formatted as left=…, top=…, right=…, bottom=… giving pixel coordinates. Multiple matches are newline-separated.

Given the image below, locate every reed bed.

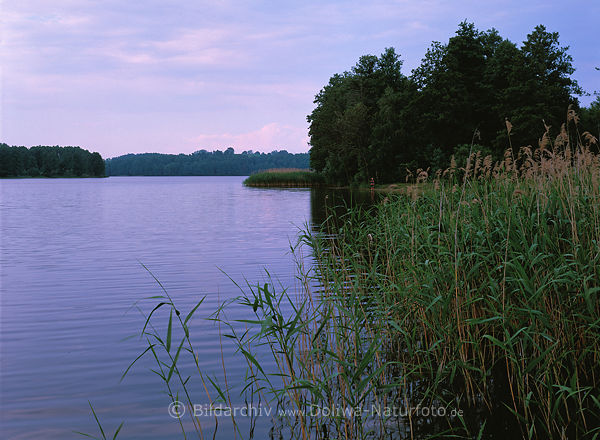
left=243, top=168, right=325, bottom=187
left=282, top=120, right=600, bottom=439
left=112, top=113, right=600, bottom=440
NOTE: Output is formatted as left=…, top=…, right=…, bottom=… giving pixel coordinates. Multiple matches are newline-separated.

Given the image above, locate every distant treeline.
left=308, top=22, right=600, bottom=184
left=105, top=148, right=309, bottom=176
left=0, top=144, right=105, bottom=178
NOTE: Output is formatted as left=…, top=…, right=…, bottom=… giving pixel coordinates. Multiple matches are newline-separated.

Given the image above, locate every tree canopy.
left=0, top=144, right=105, bottom=178
left=105, top=149, right=309, bottom=176
left=307, top=22, right=594, bottom=185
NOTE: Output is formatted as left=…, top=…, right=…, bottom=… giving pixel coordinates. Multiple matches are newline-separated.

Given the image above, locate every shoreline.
left=0, top=175, right=109, bottom=179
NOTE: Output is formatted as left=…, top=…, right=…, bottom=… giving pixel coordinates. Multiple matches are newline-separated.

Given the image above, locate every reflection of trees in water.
left=310, top=188, right=380, bottom=228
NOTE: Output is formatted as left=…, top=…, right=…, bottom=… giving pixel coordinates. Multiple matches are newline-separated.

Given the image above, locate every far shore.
left=0, top=175, right=109, bottom=179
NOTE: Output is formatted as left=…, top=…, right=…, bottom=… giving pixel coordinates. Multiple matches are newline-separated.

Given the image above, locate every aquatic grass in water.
left=243, top=168, right=325, bottom=187
left=123, top=247, right=398, bottom=439
left=303, top=134, right=600, bottom=438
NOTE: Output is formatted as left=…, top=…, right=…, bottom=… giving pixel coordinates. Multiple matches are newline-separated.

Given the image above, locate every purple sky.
left=1, top=0, right=598, bottom=158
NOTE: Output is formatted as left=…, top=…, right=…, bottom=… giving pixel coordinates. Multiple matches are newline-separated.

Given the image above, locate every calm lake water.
left=0, top=176, right=371, bottom=439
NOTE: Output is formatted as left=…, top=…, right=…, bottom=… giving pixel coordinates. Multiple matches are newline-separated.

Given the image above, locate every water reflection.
left=310, top=187, right=381, bottom=227
left=0, top=177, right=384, bottom=440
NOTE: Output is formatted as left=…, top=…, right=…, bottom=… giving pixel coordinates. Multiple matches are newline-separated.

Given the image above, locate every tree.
left=104, top=150, right=310, bottom=176
left=307, top=47, right=407, bottom=184
left=307, top=22, right=584, bottom=184
left=89, top=152, right=105, bottom=177
left=371, top=80, right=419, bottom=181
left=514, top=25, right=581, bottom=148
left=409, top=22, right=489, bottom=162
left=482, top=38, right=530, bottom=153
left=580, top=95, right=600, bottom=152
left=0, top=145, right=105, bottom=177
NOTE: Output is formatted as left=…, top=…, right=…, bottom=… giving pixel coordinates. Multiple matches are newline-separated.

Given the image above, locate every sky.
left=1, top=0, right=598, bottom=158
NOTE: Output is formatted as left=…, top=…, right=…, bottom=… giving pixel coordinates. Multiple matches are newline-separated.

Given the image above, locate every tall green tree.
left=308, top=22, right=583, bottom=184
left=0, top=145, right=105, bottom=178
left=410, top=22, right=493, bottom=161
left=482, top=38, right=530, bottom=152
left=307, top=47, right=407, bottom=184
left=580, top=95, right=600, bottom=151
left=370, top=79, right=419, bottom=181
left=511, top=25, right=581, bottom=148
left=89, top=152, right=105, bottom=177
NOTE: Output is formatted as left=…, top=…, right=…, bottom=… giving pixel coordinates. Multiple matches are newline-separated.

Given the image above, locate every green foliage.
left=308, top=22, right=592, bottom=185
left=453, top=143, right=494, bottom=167
left=0, top=144, right=105, bottom=178
left=580, top=95, right=600, bottom=152
left=75, top=401, right=124, bottom=440
left=413, top=22, right=491, bottom=157
left=105, top=149, right=309, bottom=176
left=301, top=147, right=600, bottom=438
left=307, top=47, right=409, bottom=184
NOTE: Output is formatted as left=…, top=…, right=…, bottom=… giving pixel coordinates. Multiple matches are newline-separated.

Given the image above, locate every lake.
left=1, top=176, right=370, bottom=439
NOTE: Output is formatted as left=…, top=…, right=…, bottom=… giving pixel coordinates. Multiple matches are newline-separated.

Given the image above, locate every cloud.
left=2, top=0, right=598, bottom=157
left=192, top=123, right=310, bottom=153
left=82, top=27, right=254, bottom=69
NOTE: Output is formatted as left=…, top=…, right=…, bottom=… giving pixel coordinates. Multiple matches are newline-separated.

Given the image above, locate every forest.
left=307, top=22, right=600, bottom=184
left=105, top=148, right=309, bottom=176
left=0, top=144, right=105, bottom=178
